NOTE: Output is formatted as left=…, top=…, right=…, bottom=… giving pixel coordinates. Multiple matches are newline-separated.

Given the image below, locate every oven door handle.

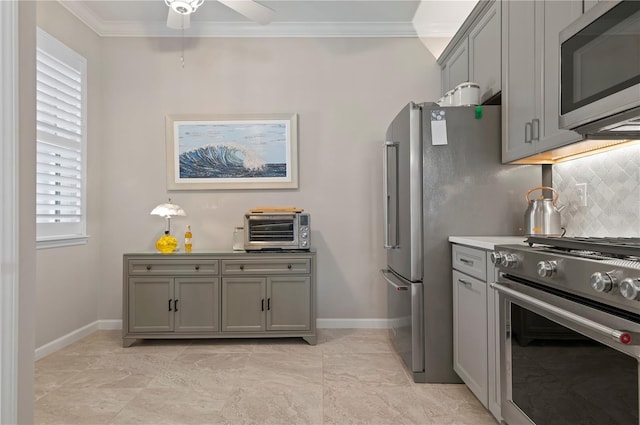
left=491, top=281, right=640, bottom=346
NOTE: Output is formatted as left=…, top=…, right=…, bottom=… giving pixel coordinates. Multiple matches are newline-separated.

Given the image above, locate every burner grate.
left=526, top=236, right=640, bottom=258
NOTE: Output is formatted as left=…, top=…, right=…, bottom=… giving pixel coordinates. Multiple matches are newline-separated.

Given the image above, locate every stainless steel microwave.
left=559, top=0, right=640, bottom=138
left=244, top=212, right=310, bottom=251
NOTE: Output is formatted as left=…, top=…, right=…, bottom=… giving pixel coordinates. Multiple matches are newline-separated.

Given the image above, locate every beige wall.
left=99, top=36, right=440, bottom=321
left=35, top=1, right=104, bottom=347
left=34, top=2, right=442, bottom=347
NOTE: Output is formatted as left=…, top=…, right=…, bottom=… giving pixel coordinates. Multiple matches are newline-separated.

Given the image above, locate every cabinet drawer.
left=128, top=259, right=219, bottom=275
left=452, top=245, right=487, bottom=281
left=222, top=259, right=310, bottom=275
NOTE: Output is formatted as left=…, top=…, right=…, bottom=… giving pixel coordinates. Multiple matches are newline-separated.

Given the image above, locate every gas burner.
left=526, top=236, right=640, bottom=258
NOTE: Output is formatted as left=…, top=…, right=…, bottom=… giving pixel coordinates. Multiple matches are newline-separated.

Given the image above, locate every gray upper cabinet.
left=469, top=0, right=501, bottom=103
left=440, top=0, right=501, bottom=100
left=442, top=39, right=469, bottom=95
left=502, top=0, right=584, bottom=163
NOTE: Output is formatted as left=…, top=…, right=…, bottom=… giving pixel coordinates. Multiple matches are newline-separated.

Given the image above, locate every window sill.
left=36, top=235, right=89, bottom=250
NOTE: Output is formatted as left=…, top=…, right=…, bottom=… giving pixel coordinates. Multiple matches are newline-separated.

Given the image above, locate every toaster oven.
left=244, top=212, right=310, bottom=251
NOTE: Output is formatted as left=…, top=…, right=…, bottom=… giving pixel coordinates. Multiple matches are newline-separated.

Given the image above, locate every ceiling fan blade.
left=217, top=0, right=274, bottom=25
left=167, top=8, right=191, bottom=29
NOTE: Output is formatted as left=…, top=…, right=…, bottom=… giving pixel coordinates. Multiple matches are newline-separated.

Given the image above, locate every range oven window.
left=561, top=1, right=640, bottom=114
left=247, top=219, right=294, bottom=242
left=509, top=303, right=638, bottom=425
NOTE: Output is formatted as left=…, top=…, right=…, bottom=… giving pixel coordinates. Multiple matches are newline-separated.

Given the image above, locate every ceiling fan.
left=165, top=0, right=275, bottom=30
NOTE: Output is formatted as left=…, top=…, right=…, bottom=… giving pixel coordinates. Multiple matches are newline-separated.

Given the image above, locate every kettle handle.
left=526, top=186, right=559, bottom=205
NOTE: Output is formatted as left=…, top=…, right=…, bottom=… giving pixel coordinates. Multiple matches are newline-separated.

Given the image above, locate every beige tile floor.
left=34, top=329, right=497, bottom=425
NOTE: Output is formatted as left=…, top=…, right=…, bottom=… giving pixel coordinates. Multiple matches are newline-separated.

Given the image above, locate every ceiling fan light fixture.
left=165, top=0, right=204, bottom=15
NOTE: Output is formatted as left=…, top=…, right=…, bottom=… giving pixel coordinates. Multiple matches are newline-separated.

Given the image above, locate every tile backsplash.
left=553, top=144, right=640, bottom=237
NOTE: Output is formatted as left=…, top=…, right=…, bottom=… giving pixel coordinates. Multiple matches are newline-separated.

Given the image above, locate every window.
left=36, top=28, right=87, bottom=248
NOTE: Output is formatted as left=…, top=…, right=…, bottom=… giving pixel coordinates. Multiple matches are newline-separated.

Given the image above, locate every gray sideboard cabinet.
left=123, top=251, right=317, bottom=347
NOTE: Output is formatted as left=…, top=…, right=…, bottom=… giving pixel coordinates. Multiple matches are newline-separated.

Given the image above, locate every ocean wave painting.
left=168, top=114, right=298, bottom=190
left=179, top=144, right=286, bottom=179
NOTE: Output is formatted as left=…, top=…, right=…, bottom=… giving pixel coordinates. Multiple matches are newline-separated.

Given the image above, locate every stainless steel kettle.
left=524, top=186, right=564, bottom=236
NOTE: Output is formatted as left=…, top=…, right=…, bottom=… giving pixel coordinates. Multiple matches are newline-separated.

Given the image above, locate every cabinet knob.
left=195, top=265, right=200, bottom=271
left=240, top=265, right=244, bottom=271
left=287, top=264, right=292, bottom=270
left=146, top=265, right=151, bottom=271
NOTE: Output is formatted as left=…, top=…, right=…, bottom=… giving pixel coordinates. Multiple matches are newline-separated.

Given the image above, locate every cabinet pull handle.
left=458, top=278, right=472, bottom=286
left=261, top=299, right=265, bottom=311
left=146, top=265, right=151, bottom=271
left=168, top=299, right=172, bottom=311
left=459, top=258, right=473, bottom=265
left=267, top=298, right=271, bottom=310
left=195, top=265, right=200, bottom=271
left=287, top=264, right=292, bottom=269
left=240, top=265, right=244, bottom=271
left=524, top=122, right=533, bottom=144
left=174, top=299, right=179, bottom=311
left=532, top=118, right=540, bottom=142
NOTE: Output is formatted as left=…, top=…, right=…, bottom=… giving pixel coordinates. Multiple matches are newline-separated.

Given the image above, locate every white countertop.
left=448, top=236, right=529, bottom=250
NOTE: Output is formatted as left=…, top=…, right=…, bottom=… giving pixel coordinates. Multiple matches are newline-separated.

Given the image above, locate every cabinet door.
left=174, top=277, right=219, bottom=333
left=128, top=277, right=174, bottom=333
left=469, top=0, right=501, bottom=103
left=502, top=0, right=537, bottom=162
left=453, top=270, right=488, bottom=407
left=535, top=0, right=583, bottom=151
left=444, top=39, right=470, bottom=92
left=267, top=277, right=311, bottom=331
left=221, top=277, right=266, bottom=332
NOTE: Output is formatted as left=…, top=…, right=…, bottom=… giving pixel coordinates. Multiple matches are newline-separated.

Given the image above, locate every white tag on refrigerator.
left=430, top=110, right=448, bottom=145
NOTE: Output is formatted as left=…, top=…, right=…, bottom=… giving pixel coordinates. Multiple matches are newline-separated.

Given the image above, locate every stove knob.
left=590, top=272, right=617, bottom=293
left=490, top=252, right=504, bottom=265
left=537, top=260, right=557, bottom=278
left=620, top=278, right=640, bottom=301
left=501, top=253, right=518, bottom=268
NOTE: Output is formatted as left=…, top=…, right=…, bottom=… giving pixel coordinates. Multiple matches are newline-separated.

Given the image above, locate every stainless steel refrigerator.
left=381, top=102, right=539, bottom=383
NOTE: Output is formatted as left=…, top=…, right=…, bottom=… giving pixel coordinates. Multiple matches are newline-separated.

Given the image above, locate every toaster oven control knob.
left=590, top=272, right=617, bottom=293
left=620, top=278, right=640, bottom=301
left=537, top=260, right=557, bottom=278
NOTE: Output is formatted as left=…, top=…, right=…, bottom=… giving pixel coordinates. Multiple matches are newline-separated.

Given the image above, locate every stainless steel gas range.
left=492, top=236, right=640, bottom=425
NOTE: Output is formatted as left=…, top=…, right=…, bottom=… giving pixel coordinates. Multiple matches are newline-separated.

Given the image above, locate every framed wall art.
left=165, top=113, right=298, bottom=190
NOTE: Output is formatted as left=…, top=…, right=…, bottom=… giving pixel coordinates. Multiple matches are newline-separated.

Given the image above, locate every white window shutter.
left=36, top=28, right=87, bottom=243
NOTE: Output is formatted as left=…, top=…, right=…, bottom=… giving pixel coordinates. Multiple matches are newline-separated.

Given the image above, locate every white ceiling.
left=58, top=0, right=477, bottom=38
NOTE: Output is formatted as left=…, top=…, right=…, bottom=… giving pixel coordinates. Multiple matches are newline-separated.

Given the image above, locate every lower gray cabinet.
left=123, top=252, right=316, bottom=347
left=128, top=277, right=218, bottom=334
left=222, top=276, right=311, bottom=332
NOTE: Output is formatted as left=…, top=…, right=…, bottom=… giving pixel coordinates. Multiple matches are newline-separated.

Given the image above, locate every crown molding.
left=59, top=1, right=418, bottom=38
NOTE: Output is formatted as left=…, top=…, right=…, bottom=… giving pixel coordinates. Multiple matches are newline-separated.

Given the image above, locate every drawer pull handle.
left=240, top=265, right=244, bottom=271
left=287, top=264, right=292, bottom=270
left=458, top=278, right=472, bottom=286
left=267, top=298, right=271, bottom=310
left=261, top=299, right=265, bottom=311
left=168, top=299, right=172, bottom=311
left=174, top=299, right=179, bottom=311
left=195, top=265, right=200, bottom=271
left=146, top=265, right=151, bottom=271
left=460, top=258, right=474, bottom=266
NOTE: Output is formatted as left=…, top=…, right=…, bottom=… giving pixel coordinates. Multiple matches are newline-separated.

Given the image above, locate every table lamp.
left=150, top=199, right=186, bottom=253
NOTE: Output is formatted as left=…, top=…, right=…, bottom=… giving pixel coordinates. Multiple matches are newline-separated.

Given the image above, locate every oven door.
left=559, top=0, right=640, bottom=133
left=493, top=275, right=640, bottom=425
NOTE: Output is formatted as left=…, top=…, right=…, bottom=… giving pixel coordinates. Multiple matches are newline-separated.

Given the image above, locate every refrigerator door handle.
left=381, top=269, right=410, bottom=290
left=383, top=141, right=399, bottom=249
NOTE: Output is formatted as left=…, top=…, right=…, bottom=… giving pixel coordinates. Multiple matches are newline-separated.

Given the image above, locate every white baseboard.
left=34, top=319, right=123, bottom=361
left=35, top=318, right=386, bottom=360
left=98, top=319, right=122, bottom=330
left=316, top=318, right=389, bottom=329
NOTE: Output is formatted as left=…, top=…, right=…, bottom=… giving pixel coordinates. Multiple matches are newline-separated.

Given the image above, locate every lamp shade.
left=150, top=200, right=186, bottom=218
